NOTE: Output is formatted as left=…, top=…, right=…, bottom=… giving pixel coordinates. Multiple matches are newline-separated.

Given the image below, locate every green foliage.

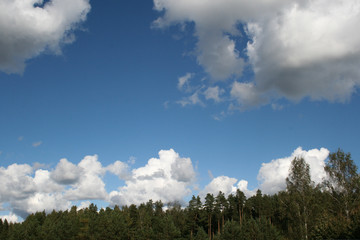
left=194, top=227, right=207, bottom=240
left=325, top=149, right=360, bottom=220
left=221, top=220, right=241, bottom=239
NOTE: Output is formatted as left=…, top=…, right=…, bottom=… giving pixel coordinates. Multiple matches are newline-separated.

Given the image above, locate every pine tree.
left=235, top=189, right=246, bottom=226
left=204, top=193, right=215, bottom=239
left=215, top=192, right=227, bottom=234
left=187, top=195, right=202, bottom=239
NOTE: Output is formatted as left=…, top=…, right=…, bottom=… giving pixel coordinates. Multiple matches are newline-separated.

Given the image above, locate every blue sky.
left=1, top=0, right=360, bottom=222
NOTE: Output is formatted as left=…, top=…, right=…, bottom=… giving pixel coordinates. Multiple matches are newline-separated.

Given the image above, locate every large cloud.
left=109, top=149, right=196, bottom=206
left=0, top=0, right=91, bottom=74
left=154, top=0, right=360, bottom=108
left=245, top=0, right=360, bottom=104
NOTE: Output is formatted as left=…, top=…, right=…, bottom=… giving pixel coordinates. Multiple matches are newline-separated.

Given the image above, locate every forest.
left=0, top=149, right=359, bottom=240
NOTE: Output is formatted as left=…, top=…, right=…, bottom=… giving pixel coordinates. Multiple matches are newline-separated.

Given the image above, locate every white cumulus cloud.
left=198, top=147, right=330, bottom=199
left=0, top=164, right=36, bottom=203
left=64, top=155, right=108, bottom=201
left=237, top=180, right=257, bottom=198
left=109, top=149, right=196, bottom=206
left=200, top=176, right=238, bottom=197
left=0, top=155, right=108, bottom=219
left=51, top=158, right=82, bottom=185
left=0, top=0, right=91, bottom=74
left=106, top=160, right=130, bottom=180
left=258, top=147, right=329, bottom=194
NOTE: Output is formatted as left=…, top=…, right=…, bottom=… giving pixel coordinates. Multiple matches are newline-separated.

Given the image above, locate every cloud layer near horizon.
left=0, top=147, right=328, bottom=222
left=154, top=0, right=360, bottom=108
left=0, top=0, right=91, bottom=74
left=0, top=149, right=196, bottom=221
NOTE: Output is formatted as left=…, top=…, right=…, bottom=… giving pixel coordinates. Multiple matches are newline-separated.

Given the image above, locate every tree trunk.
left=239, top=206, right=243, bottom=226
left=208, top=215, right=212, bottom=240
left=222, top=215, right=224, bottom=233
left=217, top=219, right=220, bottom=234
left=304, top=205, right=308, bottom=240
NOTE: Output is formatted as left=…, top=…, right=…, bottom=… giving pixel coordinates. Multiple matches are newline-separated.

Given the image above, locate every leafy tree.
left=324, top=149, right=360, bottom=221
left=286, top=157, right=314, bottom=240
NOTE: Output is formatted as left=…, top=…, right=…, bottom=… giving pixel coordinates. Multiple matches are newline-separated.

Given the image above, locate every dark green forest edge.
left=1, top=149, right=360, bottom=240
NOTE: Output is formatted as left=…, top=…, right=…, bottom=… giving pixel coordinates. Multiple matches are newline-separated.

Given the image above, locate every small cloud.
left=208, top=170, right=214, bottom=180
left=32, top=162, right=47, bottom=170
left=163, top=101, right=170, bottom=109
left=204, top=86, right=225, bottom=103
left=128, top=156, right=136, bottom=165
left=177, top=91, right=205, bottom=107
left=271, top=103, right=284, bottom=111
left=212, top=111, right=227, bottom=121
left=18, top=136, right=24, bottom=141
left=177, top=73, right=194, bottom=92
left=32, top=141, right=42, bottom=148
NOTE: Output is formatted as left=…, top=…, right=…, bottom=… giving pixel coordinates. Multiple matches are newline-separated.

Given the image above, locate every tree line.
left=1, top=149, right=359, bottom=240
